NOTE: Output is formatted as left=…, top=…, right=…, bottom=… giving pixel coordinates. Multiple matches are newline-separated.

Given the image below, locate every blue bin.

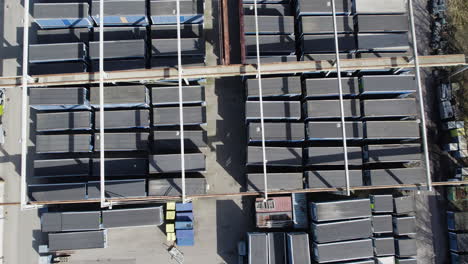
left=175, top=221, right=193, bottom=230
left=176, top=202, right=193, bottom=212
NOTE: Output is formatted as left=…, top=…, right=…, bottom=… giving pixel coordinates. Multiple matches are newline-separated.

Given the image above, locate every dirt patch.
left=447, top=0, right=468, bottom=54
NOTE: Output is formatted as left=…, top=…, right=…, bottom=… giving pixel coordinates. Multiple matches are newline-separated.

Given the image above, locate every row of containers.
left=248, top=194, right=418, bottom=263
left=448, top=210, right=468, bottom=264
left=28, top=84, right=208, bottom=202
left=240, top=0, right=412, bottom=63
left=244, top=73, right=426, bottom=191
left=29, top=0, right=205, bottom=74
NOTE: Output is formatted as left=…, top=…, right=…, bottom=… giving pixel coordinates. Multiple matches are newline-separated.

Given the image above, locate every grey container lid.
left=357, top=15, right=409, bottom=32
left=305, top=99, right=361, bottom=119
left=150, top=0, right=203, bottom=16
left=244, top=16, right=295, bottom=34
left=361, top=75, right=416, bottom=94
left=29, top=43, right=86, bottom=63
left=48, top=230, right=105, bottom=251
left=151, top=24, right=203, bottom=38
left=148, top=178, right=207, bottom=196
left=301, top=16, right=353, bottom=34
left=149, top=153, right=206, bottom=173
left=363, top=99, right=417, bottom=118
left=354, top=0, right=407, bottom=14
left=395, top=238, right=417, bottom=257
left=245, top=35, right=296, bottom=55
left=370, top=194, right=394, bottom=213
left=92, top=0, right=146, bottom=16
left=153, top=106, right=206, bottom=126
left=246, top=76, right=301, bottom=98
left=92, top=27, right=147, bottom=41
left=372, top=214, right=393, bottom=233
left=367, top=144, right=421, bottom=163
left=310, top=199, right=371, bottom=222
left=287, top=233, right=311, bottom=264
left=35, top=134, right=91, bottom=154
left=373, top=237, right=395, bottom=256
left=90, top=85, right=148, bottom=106
left=307, top=121, right=363, bottom=140
left=296, top=0, right=352, bottom=14
left=248, top=122, right=305, bottom=141
left=153, top=130, right=206, bottom=150
left=36, top=111, right=91, bottom=132
left=152, top=38, right=205, bottom=56
left=393, top=196, right=415, bottom=214
left=34, top=158, right=90, bottom=177
left=60, top=211, right=101, bottom=232
left=365, top=121, right=420, bottom=139
left=35, top=28, right=89, bottom=44
left=248, top=233, right=268, bottom=264
left=306, top=170, right=363, bottom=188
left=102, top=206, right=163, bottom=228
left=95, top=109, right=150, bottom=129
left=29, top=183, right=87, bottom=201
left=152, top=86, right=205, bottom=105
left=246, top=101, right=301, bottom=120
left=311, top=218, right=372, bottom=243
left=393, top=216, right=416, bottom=235
left=94, top=132, right=149, bottom=151
left=246, top=173, right=303, bottom=191
left=313, top=239, right=373, bottom=263
left=395, top=258, right=418, bottom=264
left=29, top=62, right=86, bottom=75
left=306, top=146, right=362, bottom=166
left=89, top=40, right=145, bottom=59
left=34, top=3, right=90, bottom=19
left=87, top=179, right=147, bottom=198
left=247, top=146, right=302, bottom=167
left=92, top=158, right=147, bottom=176
left=357, top=33, right=409, bottom=51
left=30, top=87, right=87, bottom=106
left=302, top=34, right=356, bottom=53
left=368, top=167, right=425, bottom=185
left=268, top=232, right=287, bottom=264
left=243, top=3, right=292, bottom=16
left=41, top=212, right=62, bottom=232
left=90, top=59, right=146, bottom=72
left=304, top=77, right=359, bottom=97
left=151, top=56, right=205, bottom=68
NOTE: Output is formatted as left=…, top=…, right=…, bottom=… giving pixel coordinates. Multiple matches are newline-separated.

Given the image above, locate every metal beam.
left=0, top=55, right=464, bottom=88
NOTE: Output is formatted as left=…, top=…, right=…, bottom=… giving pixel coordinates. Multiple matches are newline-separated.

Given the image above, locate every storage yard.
left=0, top=0, right=467, bottom=263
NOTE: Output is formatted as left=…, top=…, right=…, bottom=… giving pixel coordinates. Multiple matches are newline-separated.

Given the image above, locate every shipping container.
left=248, top=123, right=305, bottom=142
left=102, top=206, right=164, bottom=228
left=34, top=158, right=90, bottom=178
left=35, top=134, right=92, bottom=154
left=152, top=86, right=205, bottom=105
left=94, top=132, right=149, bottom=152
left=311, top=218, right=372, bottom=243
left=247, top=173, right=303, bottom=191
left=449, top=232, right=468, bottom=253
left=149, top=153, right=205, bottom=173
left=306, top=146, right=362, bottom=166
left=92, top=27, right=147, bottom=41
left=176, top=202, right=193, bottom=212
left=372, top=215, right=393, bottom=234
left=244, top=16, right=294, bottom=34
left=363, top=99, right=417, bottom=118
left=305, top=170, right=363, bottom=188
left=153, top=106, right=206, bottom=126
left=447, top=211, right=468, bottom=231
left=90, top=85, right=149, bottom=108
left=395, top=238, right=417, bottom=257
left=175, top=221, right=194, bottom=230
left=313, top=239, right=373, bottom=263
left=296, top=0, right=352, bottom=15
left=366, top=144, right=421, bottom=163
left=246, top=76, right=301, bottom=98
left=48, top=230, right=106, bottom=251
left=29, top=183, right=87, bottom=202
left=245, top=35, right=296, bottom=55
left=35, top=28, right=89, bottom=44
left=176, top=212, right=194, bottom=221
left=356, top=15, right=409, bottom=32
left=29, top=62, right=87, bottom=75
left=451, top=253, right=468, bottom=264
left=152, top=38, right=205, bottom=56
left=307, top=122, right=363, bottom=140
left=360, top=75, right=416, bottom=95
left=36, top=112, right=91, bottom=132
left=268, top=233, right=287, bottom=264
left=246, top=101, right=301, bottom=120
left=243, top=3, right=292, bottom=16
left=292, top=193, right=308, bottom=229
left=304, top=99, right=361, bottom=119
left=301, top=34, right=356, bottom=53
left=256, top=212, right=293, bottom=228
left=148, top=178, right=207, bottom=196
left=150, top=0, right=204, bottom=24
left=370, top=195, right=393, bottom=213
left=300, top=16, right=353, bottom=34
left=248, top=233, right=268, bottom=264
left=368, top=167, right=425, bottom=185
left=41, top=211, right=101, bottom=232
left=247, top=146, right=302, bottom=167
left=373, top=237, right=395, bottom=256
left=87, top=179, right=147, bottom=199
left=91, top=0, right=148, bottom=26
left=89, top=39, right=146, bottom=59
left=365, top=121, right=420, bottom=140
left=304, top=77, right=359, bottom=98
left=393, top=216, right=416, bottom=235
left=151, top=24, right=203, bottom=38
left=30, top=87, right=89, bottom=110
left=29, top=43, right=87, bottom=63
left=393, top=196, right=415, bottom=215
left=90, top=59, right=146, bottom=72
left=33, top=3, right=93, bottom=29
left=287, top=233, right=311, bottom=264
left=310, top=199, right=371, bottom=222
left=354, top=0, right=407, bottom=14
left=95, top=109, right=150, bottom=129
left=151, top=56, right=205, bottom=68
left=92, top=158, right=147, bottom=177
left=255, top=196, right=292, bottom=213
left=154, top=130, right=206, bottom=150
